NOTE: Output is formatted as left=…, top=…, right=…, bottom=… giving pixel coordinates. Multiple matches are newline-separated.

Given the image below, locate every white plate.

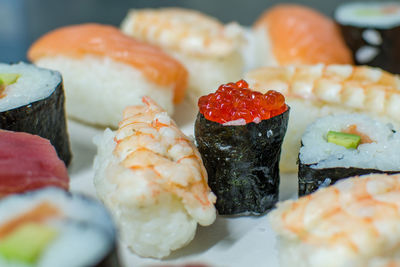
left=68, top=100, right=297, bottom=267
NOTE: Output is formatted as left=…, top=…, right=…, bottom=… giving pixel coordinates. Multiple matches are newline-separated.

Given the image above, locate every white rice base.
left=249, top=26, right=278, bottom=68
left=93, top=129, right=198, bottom=259
left=335, top=2, right=400, bottom=28
left=0, top=62, right=60, bottom=112
left=166, top=49, right=243, bottom=103
left=299, top=114, right=400, bottom=170
left=0, top=187, right=114, bottom=267
left=35, top=56, right=174, bottom=128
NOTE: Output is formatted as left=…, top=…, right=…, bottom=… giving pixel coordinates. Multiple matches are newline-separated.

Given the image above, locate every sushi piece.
left=0, top=62, right=71, bottom=166
left=252, top=4, right=353, bottom=67
left=245, top=64, right=400, bottom=172
left=335, top=2, right=400, bottom=74
left=298, top=114, right=400, bottom=195
left=268, top=173, right=400, bottom=267
left=93, top=96, right=216, bottom=258
left=0, top=187, right=119, bottom=267
left=28, top=23, right=188, bottom=128
left=0, top=130, right=69, bottom=197
left=121, top=8, right=244, bottom=103
left=194, top=80, right=289, bottom=215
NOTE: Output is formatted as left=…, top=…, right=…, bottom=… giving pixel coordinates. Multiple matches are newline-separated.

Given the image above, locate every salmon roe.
left=198, top=80, right=287, bottom=124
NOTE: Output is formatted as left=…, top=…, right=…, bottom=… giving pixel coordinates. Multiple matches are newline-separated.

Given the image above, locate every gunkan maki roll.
left=195, top=80, right=289, bottom=215
left=298, top=114, right=400, bottom=196
left=335, top=2, right=400, bottom=73
left=0, top=187, right=120, bottom=267
left=0, top=62, right=71, bottom=166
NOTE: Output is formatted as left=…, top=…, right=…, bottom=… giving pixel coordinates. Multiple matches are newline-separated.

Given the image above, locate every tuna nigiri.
left=93, top=96, right=216, bottom=258
left=252, top=4, right=353, bottom=67
left=0, top=130, right=69, bottom=197
left=28, top=23, right=188, bottom=127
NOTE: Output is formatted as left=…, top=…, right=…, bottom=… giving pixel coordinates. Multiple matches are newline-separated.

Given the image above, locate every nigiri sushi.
left=121, top=8, right=244, bottom=102
left=28, top=23, right=188, bottom=128
left=269, top=173, right=400, bottom=267
left=0, top=130, right=69, bottom=197
left=0, top=62, right=71, bottom=165
left=245, top=64, right=400, bottom=172
left=252, top=4, right=353, bottom=67
left=93, top=96, right=216, bottom=258
left=195, top=80, right=289, bottom=215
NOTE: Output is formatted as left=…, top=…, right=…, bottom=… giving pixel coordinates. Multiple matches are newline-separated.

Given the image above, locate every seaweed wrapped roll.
left=195, top=80, right=289, bottom=215
left=0, top=187, right=119, bottom=267
left=0, top=62, right=71, bottom=166
left=335, top=2, right=400, bottom=73
left=298, top=114, right=400, bottom=195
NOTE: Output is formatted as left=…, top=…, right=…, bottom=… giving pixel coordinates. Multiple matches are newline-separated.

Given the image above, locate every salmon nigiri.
left=28, top=23, right=188, bottom=128
left=253, top=4, right=353, bottom=67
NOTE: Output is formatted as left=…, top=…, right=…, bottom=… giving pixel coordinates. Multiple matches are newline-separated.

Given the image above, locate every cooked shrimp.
left=246, top=64, right=400, bottom=120
left=113, top=96, right=216, bottom=224
left=121, top=8, right=243, bottom=57
left=93, top=96, right=216, bottom=258
left=269, top=173, right=400, bottom=267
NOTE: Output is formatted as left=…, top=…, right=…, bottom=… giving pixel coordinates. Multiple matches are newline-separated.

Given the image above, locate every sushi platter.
left=1, top=2, right=400, bottom=267
left=68, top=105, right=297, bottom=267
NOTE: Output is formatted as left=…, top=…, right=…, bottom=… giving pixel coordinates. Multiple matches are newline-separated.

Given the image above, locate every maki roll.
left=0, top=130, right=69, bottom=197
left=269, top=173, right=400, bottom=267
left=195, top=80, right=289, bottom=215
left=335, top=2, right=400, bottom=73
left=298, top=114, right=400, bottom=196
left=0, top=62, right=71, bottom=166
left=0, top=187, right=119, bottom=267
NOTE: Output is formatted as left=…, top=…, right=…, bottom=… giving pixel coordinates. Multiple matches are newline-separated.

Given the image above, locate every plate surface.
left=68, top=100, right=297, bottom=267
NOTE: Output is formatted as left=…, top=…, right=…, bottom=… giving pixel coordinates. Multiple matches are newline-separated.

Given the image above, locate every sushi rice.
left=0, top=187, right=117, bottom=267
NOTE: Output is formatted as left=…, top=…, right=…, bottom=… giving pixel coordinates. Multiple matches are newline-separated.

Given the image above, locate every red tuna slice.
left=0, top=130, right=69, bottom=197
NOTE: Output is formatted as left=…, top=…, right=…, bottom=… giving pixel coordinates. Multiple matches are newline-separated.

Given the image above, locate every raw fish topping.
left=198, top=80, right=287, bottom=124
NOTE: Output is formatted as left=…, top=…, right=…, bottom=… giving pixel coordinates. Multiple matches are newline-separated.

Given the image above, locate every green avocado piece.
left=354, top=8, right=382, bottom=17
left=0, top=223, right=58, bottom=264
left=327, top=131, right=361, bottom=149
left=0, top=73, right=20, bottom=86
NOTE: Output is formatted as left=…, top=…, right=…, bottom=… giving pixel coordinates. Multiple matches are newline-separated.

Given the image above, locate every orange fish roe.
left=198, top=80, right=287, bottom=124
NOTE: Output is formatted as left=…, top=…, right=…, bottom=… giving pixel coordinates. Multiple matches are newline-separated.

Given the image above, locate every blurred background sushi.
left=1, top=0, right=355, bottom=62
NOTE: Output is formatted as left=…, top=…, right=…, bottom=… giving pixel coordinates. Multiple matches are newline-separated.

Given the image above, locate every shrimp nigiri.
left=269, top=173, right=400, bottom=267
left=246, top=64, right=400, bottom=172
left=93, top=96, right=216, bottom=259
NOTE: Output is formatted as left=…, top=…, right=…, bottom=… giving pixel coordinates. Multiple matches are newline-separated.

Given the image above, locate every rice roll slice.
left=298, top=114, right=400, bottom=195
left=0, top=62, right=71, bottom=166
left=269, top=173, right=400, bottom=267
left=93, top=96, right=216, bottom=259
left=335, top=2, right=400, bottom=73
left=195, top=80, right=289, bottom=215
left=0, top=130, right=69, bottom=197
left=28, top=23, right=188, bottom=128
left=0, top=187, right=119, bottom=267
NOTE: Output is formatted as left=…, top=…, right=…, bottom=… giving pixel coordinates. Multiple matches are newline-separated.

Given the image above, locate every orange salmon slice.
left=28, top=23, right=188, bottom=103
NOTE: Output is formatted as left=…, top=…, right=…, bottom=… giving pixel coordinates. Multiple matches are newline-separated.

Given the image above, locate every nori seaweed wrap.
left=298, top=114, right=400, bottom=196
left=195, top=80, right=289, bottom=215
left=0, top=62, right=71, bottom=166
left=335, top=2, right=400, bottom=73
